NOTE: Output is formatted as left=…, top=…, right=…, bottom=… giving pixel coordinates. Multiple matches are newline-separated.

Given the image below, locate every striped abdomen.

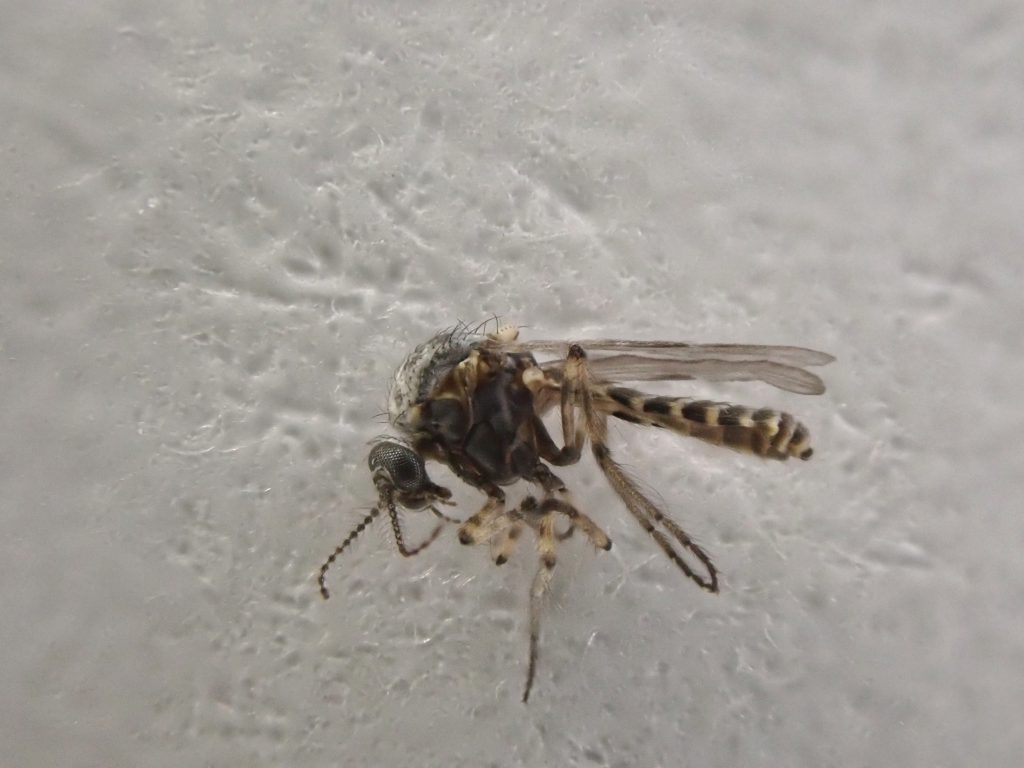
left=594, top=386, right=814, bottom=461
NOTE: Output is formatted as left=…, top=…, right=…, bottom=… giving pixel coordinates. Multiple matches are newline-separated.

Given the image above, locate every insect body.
left=319, top=322, right=832, bottom=701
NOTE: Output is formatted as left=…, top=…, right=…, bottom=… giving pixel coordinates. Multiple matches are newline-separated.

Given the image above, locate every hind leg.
left=563, top=345, right=718, bottom=593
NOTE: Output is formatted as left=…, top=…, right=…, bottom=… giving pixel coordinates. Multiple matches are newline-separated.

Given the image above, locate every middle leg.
left=531, top=462, right=612, bottom=553
left=522, top=508, right=557, bottom=703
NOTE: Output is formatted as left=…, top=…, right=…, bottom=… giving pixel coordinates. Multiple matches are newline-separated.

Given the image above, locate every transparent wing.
left=497, top=339, right=834, bottom=366
left=492, top=339, right=834, bottom=395
left=570, top=354, right=829, bottom=394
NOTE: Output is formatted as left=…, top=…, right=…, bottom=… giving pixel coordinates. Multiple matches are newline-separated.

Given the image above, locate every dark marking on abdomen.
left=642, top=397, right=674, bottom=415
left=612, top=410, right=644, bottom=425
left=607, top=387, right=639, bottom=408
left=682, top=402, right=713, bottom=423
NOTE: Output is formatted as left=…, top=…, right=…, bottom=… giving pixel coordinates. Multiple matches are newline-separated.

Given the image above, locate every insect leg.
left=566, top=345, right=718, bottom=593
left=523, top=508, right=557, bottom=703
left=489, top=494, right=559, bottom=564
left=429, top=505, right=463, bottom=525
left=527, top=361, right=585, bottom=467
left=491, top=520, right=525, bottom=565
left=531, top=462, right=613, bottom=552
left=456, top=492, right=508, bottom=545
left=449, top=348, right=487, bottom=428
left=556, top=524, right=576, bottom=542
left=539, top=497, right=611, bottom=551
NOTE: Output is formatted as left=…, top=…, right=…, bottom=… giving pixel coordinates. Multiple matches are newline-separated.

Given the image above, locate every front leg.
left=529, top=361, right=585, bottom=467
left=449, top=348, right=486, bottom=429
left=522, top=362, right=584, bottom=467
left=457, top=490, right=507, bottom=545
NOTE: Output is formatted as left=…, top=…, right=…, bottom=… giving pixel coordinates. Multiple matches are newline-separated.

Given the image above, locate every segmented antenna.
left=385, top=492, right=444, bottom=557
left=318, top=507, right=382, bottom=599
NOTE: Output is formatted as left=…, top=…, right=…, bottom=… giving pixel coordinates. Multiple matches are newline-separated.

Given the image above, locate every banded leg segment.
left=457, top=494, right=508, bottom=545
left=430, top=505, right=463, bottom=525
left=523, top=510, right=557, bottom=703
left=539, top=498, right=611, bottom=552
left=530, top=369, right=586, bottom=467
left=530, top=463, right=612, bottom=552
left=565, top=345, right=719, bottom=593
left=456, top=487, right=612, bottom=702
left=490, top=520, right=525, bottom=565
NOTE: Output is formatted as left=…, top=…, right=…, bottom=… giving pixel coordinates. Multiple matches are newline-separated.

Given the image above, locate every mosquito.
left=318, top=320, right=833, bottom=702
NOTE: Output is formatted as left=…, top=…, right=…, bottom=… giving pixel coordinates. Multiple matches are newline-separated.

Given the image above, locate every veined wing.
left=576, top=355, right=828, bottom=395
left=497, top=339, right=833, bottom=367
left=492, top=339, right=834, bottom=395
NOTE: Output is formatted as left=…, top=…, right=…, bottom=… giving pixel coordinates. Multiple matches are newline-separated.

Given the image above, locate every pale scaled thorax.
left=387, top=328, right=480, bottom=432
left=387, top=323, right=522, bottom=433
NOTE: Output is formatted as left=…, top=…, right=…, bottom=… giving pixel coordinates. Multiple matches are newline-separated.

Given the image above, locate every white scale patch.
left=388, top=329, right=478, bottom=431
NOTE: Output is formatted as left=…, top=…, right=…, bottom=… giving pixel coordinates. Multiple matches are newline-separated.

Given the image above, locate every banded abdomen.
left=594, top=385, right=814, bottom=461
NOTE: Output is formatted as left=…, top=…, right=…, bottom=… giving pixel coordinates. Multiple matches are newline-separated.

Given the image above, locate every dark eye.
left=368, top=441, right=426, bottom=493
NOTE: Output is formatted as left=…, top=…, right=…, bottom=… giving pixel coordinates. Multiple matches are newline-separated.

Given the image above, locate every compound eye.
left=368, top=441, right=427, bottom=493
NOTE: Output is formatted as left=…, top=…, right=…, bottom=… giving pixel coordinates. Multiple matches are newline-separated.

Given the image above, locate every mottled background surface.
left=2, top=2, right=1021, bottom=766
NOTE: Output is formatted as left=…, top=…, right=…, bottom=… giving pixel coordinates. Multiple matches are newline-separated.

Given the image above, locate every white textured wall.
left=2, top=2, right=1021, bottom=766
